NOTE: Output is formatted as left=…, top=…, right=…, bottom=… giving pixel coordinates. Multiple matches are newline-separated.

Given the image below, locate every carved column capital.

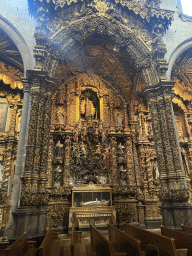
left=143, top=81, right=175, bottom=100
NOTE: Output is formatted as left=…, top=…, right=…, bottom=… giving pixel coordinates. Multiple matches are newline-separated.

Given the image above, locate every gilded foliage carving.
left=47, top=204, right=69, bottom=227
left=115, top=202, right=137, bottom=223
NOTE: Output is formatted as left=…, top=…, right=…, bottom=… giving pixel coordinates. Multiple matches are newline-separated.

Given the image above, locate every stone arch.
left=0, top=15, right=34, bottom=76
left=50, top=14, right=160, bottom=87
left=166, top=38, right=192, bottom=80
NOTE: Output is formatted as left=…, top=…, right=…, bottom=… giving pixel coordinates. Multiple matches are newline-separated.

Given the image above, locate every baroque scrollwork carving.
left=115, top=202, right=137, bottom=223
left=20, top=186, right=49, bottom=206
left=47, top=204, right=69, bottom=227
left=112, top=186, right=137, bottom=199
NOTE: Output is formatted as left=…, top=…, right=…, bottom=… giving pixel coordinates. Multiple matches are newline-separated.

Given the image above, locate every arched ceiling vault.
left=0, top=28, right=24, bottom=72
left=54, top=34, right=146, bottom=102
left=30, top=0, right=174, bottom=89
left=171, top=48, right=192, bottom=106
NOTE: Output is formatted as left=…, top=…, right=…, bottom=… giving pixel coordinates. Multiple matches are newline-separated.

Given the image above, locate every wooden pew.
left=161, top=226, right=192, bottom=256
left=90, top=224, right=127, bottom=256
left=0, top=242, right=9, bottom=256
left=5, top=233, right=37, bottom=256
left=108, top=224, right=143, bottom=256
left=181, top=225, right=192, bottom=235
left=70, top=229, right=87, bottom=256
left=124, top=223, right=188, bottom=256
left=37, top=227, right=60, bottom=256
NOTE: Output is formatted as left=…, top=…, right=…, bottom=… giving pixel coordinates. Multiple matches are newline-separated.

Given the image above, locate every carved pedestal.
left=137, top=202, right=145, bottom=229
left=145, top=199, right=163, bottom=229
left=12, top=205, right=48, bottom=239
left=161, top=201, right=192, bottom=229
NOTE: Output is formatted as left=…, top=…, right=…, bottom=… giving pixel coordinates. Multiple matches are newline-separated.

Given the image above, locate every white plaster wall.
left=160, top=0, right=192, bottom=79
left=0, top=0, right=36, bottom=70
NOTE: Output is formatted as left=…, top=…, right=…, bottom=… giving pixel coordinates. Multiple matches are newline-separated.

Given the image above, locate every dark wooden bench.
left=70, top=228, right=87, bottom=256
left=37, top=227, right=60, bottom=256
left=124, top=223, right=188, bottom=256
left=108, top=224, right=144, bottom=256
left=0, top=241, right=9, bottom=256
left=161, top=226, right=192, bottom=256
left=181, top=225, right=192, bottom=235
left=5, top=233, right=36, bottom=256
left=91, top=224, right=127, bottom=256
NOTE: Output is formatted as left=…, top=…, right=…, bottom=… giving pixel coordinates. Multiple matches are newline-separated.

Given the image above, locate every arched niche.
left=77, top=87, right=101, bottom=122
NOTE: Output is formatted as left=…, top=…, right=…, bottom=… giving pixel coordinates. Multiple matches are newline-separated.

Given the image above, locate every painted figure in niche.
left=54, top=165, right=62, bottom=187
left=57, top=106, right=65, bottom=124
left=55, top=140, right=63, bottom=157
left=117, top=112, right=123, bottom=126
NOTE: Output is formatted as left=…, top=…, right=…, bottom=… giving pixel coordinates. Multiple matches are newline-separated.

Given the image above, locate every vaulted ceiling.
left=0, top=28, right=24, bottom=72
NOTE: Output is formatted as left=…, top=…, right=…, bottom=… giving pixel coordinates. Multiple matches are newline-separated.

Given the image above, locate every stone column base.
left=10, top=205, right=48, bottom=239
left=145, top=218, right=163, bottom=229
left=161, top=201, right=192, bottom=229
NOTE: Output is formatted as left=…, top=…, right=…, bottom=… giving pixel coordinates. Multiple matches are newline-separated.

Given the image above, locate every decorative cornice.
left=29, top=0, right=174, bottom=26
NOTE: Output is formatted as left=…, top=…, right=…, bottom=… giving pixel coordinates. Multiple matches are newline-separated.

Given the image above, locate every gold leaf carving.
left=173, top=77, right=192, bottom=101
left=0, top=62, right=23, bottom=90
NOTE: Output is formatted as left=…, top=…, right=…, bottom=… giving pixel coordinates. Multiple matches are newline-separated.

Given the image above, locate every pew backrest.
left=90, top=224, right=113, bottom=256
left=38, top=227, right=52, bottom=256
left=38, top=227, right=60, bottom=256
left=124, top=223, right=178, bottom=256
left=181, top=225, right=192, bottom=235
left=5, top=233, right=27, bottom=256
left=161, top=226, right=192, bottom=256
left=5, top=234, right=27, bottom=256
left=108, top=224, right=143, bottom=256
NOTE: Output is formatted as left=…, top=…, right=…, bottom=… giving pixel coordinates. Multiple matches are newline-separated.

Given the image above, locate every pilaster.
left=63, top=135, right=71, bottom=186
left=144, top=82, right=192, bottom=228
left=110, top=136, right=119, bottom=186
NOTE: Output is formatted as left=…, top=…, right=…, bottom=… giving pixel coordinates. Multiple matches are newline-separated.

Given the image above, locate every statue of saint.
left=55, top=140, right=63, bottom=157
left=117, top=112, right=123, bottom=126
left=54, top=165, right=62, bottom=187
left=57, top=106, right=65, bottom=124
left=81, top=97, right=95, bottom=118
left=118, top=143, right=125, bottom=157
left=153, top=164, right=159, bottom=180
left=16, top=109, right=22, bottom=132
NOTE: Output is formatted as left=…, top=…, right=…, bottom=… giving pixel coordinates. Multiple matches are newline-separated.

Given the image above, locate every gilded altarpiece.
left=0, top=62, right=23, bottom=229
left=44, top=71, right=163, bottom=229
